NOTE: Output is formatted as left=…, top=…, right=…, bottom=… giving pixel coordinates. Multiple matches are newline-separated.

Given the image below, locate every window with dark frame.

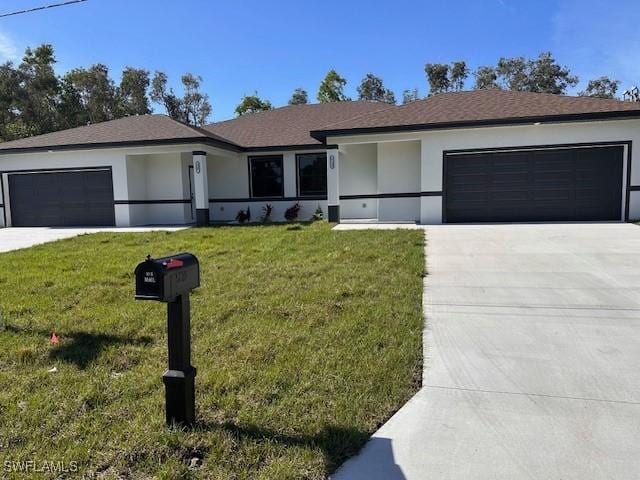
left=297, top=153, right=327, bottom=197
left=249, top=155, right=284, bottom=198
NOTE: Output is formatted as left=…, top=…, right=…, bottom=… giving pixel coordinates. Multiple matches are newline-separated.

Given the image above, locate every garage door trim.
left=442, top=141, right=632, bottom=223
left=1, top=166, right=115, bottom=227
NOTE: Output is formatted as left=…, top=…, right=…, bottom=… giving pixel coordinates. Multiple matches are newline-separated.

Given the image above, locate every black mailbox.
left=135, top=253, right=199, bottom=302
left=134, top=252, right=200, bottom=427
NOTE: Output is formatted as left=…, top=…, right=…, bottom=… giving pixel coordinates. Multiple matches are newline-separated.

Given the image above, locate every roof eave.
left=310, top=110, right=640, bottom=141
left=243, top=143, right=325, bottom=153
left=0, top=136, right=243, bottom=155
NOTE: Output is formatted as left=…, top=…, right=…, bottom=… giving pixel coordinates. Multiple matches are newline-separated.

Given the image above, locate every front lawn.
left=0, top=222, right=424, bottom=479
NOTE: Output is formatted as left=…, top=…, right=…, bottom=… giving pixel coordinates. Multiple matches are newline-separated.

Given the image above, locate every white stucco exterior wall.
left=629, top=191, right=640, bottom=221
left=208, top=152, right=248, bottom=199
left=377, top=141, right=421, bottom=222
left=147, top=152, right=191, bottom=225
left=125, top=152, right=192, bottom=225
left=125, top=155, right=147, bottom=226
left=339, top=143, right=378, bottom=219
left=0, top=143, right=205, bottom=228
left=0, top=148, right=130, bottom=227
left=330, top=118, right=640, bottom=224
left=2, top=117, right=638, bottom=228
left=208, top=149, right=328, bottom=222
left=283, top=152, right=297, bottom=198
left=418, top=121, right=640, bottom=189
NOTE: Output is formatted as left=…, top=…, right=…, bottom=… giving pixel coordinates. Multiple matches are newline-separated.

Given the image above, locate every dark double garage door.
left=8, top=169, right=115, bottom=227
left=444, top=145, right=624, bottom=223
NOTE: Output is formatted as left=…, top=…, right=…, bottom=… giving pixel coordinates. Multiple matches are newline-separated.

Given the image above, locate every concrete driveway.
left=334, top=223, right=640, bottom=480
left=0, top=226, right=187, bottom=253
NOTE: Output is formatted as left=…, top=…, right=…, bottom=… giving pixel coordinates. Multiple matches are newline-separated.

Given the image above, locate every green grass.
left=0, top=222, right=424, bottom=479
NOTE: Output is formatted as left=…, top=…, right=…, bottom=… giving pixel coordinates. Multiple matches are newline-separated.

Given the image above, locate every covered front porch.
left=327, top=140, right=428, bottom=224
left=123, top=145, right=233, bottom=227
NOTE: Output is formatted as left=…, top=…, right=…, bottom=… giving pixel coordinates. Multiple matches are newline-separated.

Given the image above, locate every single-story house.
left=1, top=89, right=640, bottom=227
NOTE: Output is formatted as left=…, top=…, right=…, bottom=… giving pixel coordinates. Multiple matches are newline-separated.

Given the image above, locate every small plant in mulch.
left=235, top=206, right=251, bottom=223
left=261, top=203, right=273, bottom=223
left=284, top=202, right=301, bottom=222
left=311, top=205, right=324, bottom=221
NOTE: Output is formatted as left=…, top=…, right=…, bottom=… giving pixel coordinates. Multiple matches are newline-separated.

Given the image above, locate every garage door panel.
left=492, top=175, right=530, bottom=186
left=491, top=190, right=529, bottom=201
left=575, top=188, right=604, bottom=200
left=445, top=145, right=623, bottom=223
left=449, top=173, right=489, bottom=186
left=533, top=189, right=572, bottom=200
left=449, top=191, right=489, bottom=202
left=491, top=162, right=528, bottom=172
left=9, top=170, right=115, bottom=227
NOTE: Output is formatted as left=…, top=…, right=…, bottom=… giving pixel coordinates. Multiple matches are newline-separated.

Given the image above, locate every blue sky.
left=0, top=0, right=639, bottom=121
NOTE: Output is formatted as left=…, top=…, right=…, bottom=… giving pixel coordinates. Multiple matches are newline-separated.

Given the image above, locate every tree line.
left=0, top=44, right=211, bottom=142
left=0, top=44, right=630, bottom=143
left=240, top=51, right=623, bottom=115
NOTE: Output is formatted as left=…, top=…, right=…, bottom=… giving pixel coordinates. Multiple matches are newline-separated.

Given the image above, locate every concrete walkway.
left=0, top=226, right=187, bottom=253
left=334, top=223, right=640, bottom=480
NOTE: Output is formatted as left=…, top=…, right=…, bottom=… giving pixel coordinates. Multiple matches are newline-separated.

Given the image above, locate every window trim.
left=296, top=152, right=327, bottom=198
left=248, top=155, right=284, bottom=198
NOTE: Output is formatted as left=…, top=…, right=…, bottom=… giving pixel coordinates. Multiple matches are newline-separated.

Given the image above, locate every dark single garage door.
left=444, top=145, right=624, bottom=223
left=8, top=169, right=115, bottom=227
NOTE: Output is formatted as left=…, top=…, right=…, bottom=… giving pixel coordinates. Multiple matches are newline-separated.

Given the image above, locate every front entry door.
left=188, top=165, right=195, bottom=221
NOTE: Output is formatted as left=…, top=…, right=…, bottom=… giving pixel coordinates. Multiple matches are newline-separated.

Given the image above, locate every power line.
left=0, top=0, right=89, bottom=19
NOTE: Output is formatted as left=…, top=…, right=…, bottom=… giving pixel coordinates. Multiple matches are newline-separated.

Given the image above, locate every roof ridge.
left=432, top=89, right=634, bottom=104
left=152, top=114, right=208, bottom=136
left=162, top=115, right=241, bottom=145
left=203, top=100, right=384, bottom=127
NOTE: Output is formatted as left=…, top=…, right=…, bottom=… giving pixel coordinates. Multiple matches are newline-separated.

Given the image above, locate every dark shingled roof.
left=312, top=90, right=640, bottom=137
left=0, top=114, right=239, bottom=152
left=201, top=101, right=391, bottom=148
left=2, top=91, right=640, bottom=153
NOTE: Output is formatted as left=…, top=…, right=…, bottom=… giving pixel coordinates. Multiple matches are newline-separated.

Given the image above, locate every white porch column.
left=419, top=138, right=443, bottom=224
left=192, top=151, right=209, bottom=226
left=326, top=147, right=340, bottom=222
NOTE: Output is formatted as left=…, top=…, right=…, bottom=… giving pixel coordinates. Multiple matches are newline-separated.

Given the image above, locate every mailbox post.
left=134, top=253, right=200, bottom=426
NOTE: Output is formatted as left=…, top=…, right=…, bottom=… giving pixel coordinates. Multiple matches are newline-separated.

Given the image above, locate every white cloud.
left=0, top=30, right=18, bottom=61
left=552, top=0, right=640, bottom=92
